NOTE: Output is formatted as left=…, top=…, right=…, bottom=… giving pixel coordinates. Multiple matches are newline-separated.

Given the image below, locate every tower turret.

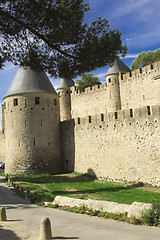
left=57, top=78, right=74, bottom=121
left=106, top=58, right=130, bottom=112
left=4, top=67, right=61, bottom=174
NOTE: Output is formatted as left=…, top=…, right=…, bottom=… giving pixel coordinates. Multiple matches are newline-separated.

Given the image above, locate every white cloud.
left=123, top=54, right=138, bottom=58
left=112, top=0, right=152, bottom=17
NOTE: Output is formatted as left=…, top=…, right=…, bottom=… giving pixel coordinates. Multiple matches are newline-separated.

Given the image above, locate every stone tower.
left=4, top=67, right=61, bottom=174
left=106, top=58, right=130, bottom=112
left=57, top=78, right=74, bottom=121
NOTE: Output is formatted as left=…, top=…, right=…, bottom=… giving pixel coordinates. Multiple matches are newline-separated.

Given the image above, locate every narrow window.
left=129, top=71, right=132, bottom=77
left=130, top=109, right=133, bottom=118
left=41, top=120, right=43, bottom=127
left=13, top=98, right=18, bottom=106
left=115, top=112, right=118, bottom=120
left=89, top=116, right=91, bottom=123
left=35, top=97, right=40, bottom=104
left=48, top=137, right=50, bottom=146
left=66, top=91, right=69, bottom=94
left=101, top=114, right=104, bottom=122
left=33, top=138, right=35, bottom=146
left=54, top=99, right=57, bottom=106
left=151, top=64, right=153, bottom=70
left=78, top=118, right=80, bottom=124
left=140, top=68, right=142, bottom=73
left=18, top=139, right=20, bottom=147
left=90, top=86, right=92, bottom=90
left=108, top=78, right=111, bottom=83
left=25, top=99, right=27, bottom=106
left=143, top=95, right=145, bottom=100
left=147, top=106, right=151, bottom=115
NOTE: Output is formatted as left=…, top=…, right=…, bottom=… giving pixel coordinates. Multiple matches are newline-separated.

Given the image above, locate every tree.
left=0, top=0, right=127, bottom=79
left=131, top=49, right=160, bottom=70
left=75, top=73, right=101, bottom=90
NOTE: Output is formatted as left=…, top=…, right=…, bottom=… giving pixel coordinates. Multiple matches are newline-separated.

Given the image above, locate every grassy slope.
left=9, top=173, right=160, bottom=205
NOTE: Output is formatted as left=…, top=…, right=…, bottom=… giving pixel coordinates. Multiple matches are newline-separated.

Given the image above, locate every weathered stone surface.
left=53, top=196, right=160, bottom=219
left=40, top=217, right=52, bottom=240
left=128, top=202, right=154, bottom=218
left=0, top=207, right=7, bottom=221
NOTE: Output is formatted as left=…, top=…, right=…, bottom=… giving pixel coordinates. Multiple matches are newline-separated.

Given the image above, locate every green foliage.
left=76, top=73, right=101, bottom=90
left=0, top=0, right=127, bottom=78
left=10, top=173, right=160, bottom=206
left=131, top=49, right=160, bottom=70
left=140, top=209, right=160, bottom=226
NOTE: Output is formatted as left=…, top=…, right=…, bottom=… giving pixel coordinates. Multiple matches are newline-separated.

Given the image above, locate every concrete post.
left=0, top=207, right=7, bottom=221
left=40, top=217, right=52, bottom=240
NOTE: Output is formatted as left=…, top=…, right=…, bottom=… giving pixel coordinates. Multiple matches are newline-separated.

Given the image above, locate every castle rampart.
left=120, top=61, right=160, bottom=111
left=61, top=104, right=160, bottom=184
left=0, top=131, right=5, bottom=162
left=4, top=92, right=61, bottom=174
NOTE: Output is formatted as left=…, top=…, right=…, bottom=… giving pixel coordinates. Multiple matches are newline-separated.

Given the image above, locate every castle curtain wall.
left=0, top=132, right=5, bottom=162
left=72, top=106, right=160, bottom=183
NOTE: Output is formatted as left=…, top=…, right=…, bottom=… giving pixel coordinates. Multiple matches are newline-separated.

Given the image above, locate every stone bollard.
left=40, top=217, right=52, bottom=240
left=0, top=207, right=7, bottom=221
left=26, top=190, right=30, bottom=197
left=33, top=191, right=37, bottom=196
left=5, top=174, right=8, bottom=181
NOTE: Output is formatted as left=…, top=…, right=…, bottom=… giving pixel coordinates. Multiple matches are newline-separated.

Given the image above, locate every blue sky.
left=0, top=0, right=160, bottom=124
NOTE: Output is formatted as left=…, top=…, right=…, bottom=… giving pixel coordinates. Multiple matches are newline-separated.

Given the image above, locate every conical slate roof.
left=4, top=67, right=56, bottom=98
left=57, top=78, right=74, bottom=89
left=106, top=58, right=130, bottom=76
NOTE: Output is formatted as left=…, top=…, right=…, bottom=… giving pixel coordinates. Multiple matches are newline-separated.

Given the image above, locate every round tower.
left=3, top=67, right=61, bottom=175
left=105, top=58, right=130, bottom=112
left=57, top=78, right=74, bottom=121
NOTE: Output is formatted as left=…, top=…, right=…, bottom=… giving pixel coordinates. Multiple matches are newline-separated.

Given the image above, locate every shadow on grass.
left=10, top=172, right=96, bottom=184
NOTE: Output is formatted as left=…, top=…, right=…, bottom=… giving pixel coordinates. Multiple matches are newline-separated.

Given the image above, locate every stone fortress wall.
left=0, top=130, right=5, bottom=162
left=1, top=61, right=160, bottom=183
left=4, top=92, right=61, bottom=174
left=70, top=61, right=160, bottom=119
left=61, top=61, right=160, bottom=184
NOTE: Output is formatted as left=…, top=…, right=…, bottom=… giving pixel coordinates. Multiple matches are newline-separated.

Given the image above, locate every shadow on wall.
left=87, top=168, right=97, bottom=179
left=0, top=226, right=21, bottom=240
left=60, top=119, right=75, bottom=172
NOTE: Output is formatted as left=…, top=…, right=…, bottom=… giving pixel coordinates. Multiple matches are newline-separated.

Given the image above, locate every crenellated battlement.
left=74, top=104, right=160, bottom=129
left=69, top=61, right=160, bottom=120
left=122, top=61, right=160, bottom=81
left=70, top=82, right=108, bottom=95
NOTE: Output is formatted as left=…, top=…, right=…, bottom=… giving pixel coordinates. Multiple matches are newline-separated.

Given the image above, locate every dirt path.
left=0, top=176, right=160, bottom=240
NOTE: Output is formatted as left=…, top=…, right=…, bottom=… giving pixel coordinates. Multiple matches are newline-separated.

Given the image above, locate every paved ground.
left=0, top=177, right=160, bottom=240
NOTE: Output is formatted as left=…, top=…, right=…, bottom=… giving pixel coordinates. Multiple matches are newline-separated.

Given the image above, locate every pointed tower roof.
left=57, top=78, right=74, bottom=89
left=106, top=58, right=130, bottom=76
left=4, top=67, right=56, bottom=98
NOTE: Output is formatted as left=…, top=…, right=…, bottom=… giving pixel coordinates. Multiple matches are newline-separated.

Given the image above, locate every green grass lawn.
left=9, top=172, right=160, bottom=205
